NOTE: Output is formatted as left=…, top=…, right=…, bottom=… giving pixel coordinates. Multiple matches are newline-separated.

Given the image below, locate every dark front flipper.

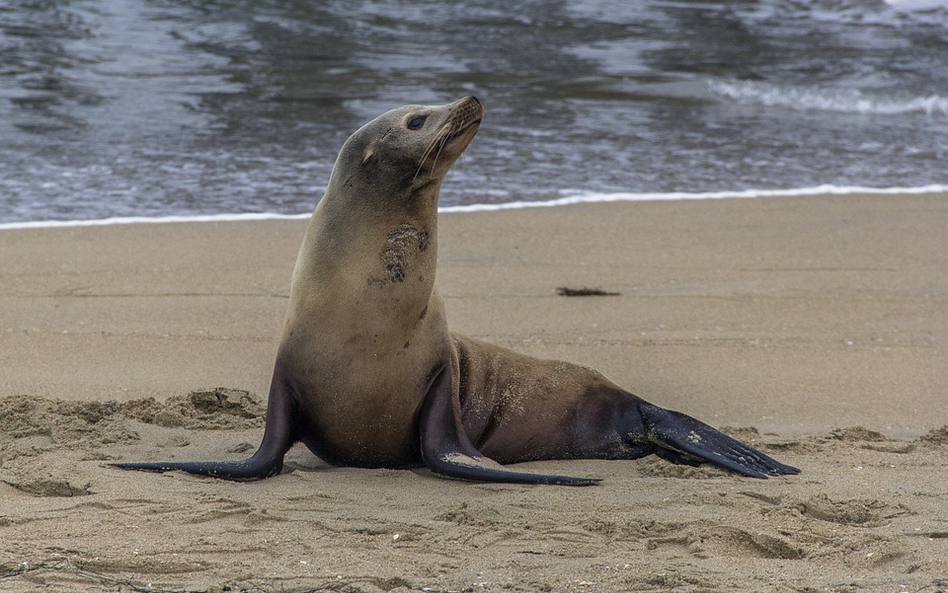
left=109, top=455, right=283, bottom=480
left=639, top=401, right=800, bottom=479
left=110, top=373, right=299, bottom=481
left=419, top=367, right=599, bottom=486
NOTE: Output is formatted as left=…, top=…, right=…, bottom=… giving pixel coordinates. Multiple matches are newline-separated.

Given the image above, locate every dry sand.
left=1, top=194, right=946, bottom=592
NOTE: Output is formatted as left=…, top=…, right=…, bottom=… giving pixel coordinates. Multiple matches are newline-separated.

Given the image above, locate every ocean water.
left=1, top=0, right=946, bottom=227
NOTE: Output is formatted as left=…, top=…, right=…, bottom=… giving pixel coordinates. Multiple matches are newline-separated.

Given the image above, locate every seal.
left=113, top=97, right=799, bottom=484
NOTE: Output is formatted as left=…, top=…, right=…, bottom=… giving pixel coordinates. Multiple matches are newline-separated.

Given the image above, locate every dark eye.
left=407, top=115, right=427, bottom=130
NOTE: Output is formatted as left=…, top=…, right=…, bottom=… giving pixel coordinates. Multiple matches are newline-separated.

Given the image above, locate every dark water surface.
left=1, top=0, right=947, bottom=224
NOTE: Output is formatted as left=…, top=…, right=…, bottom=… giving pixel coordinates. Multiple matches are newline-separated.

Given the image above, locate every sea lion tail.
left=638, top=401, right=800, bottom=479
left=111, top=373, right=298, bottom=481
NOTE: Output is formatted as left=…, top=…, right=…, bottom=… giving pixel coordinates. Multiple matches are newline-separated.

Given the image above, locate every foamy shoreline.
left=2, top=183, right=945, bottom=230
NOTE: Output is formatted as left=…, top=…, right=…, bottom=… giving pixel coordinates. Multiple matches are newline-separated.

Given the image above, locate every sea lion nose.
left=460, top=96, right=483, bottom=119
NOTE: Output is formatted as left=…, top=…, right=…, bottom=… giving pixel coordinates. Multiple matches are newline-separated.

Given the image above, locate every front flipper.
left=639, top=402, right=800, bottom=479
left=419, top=367, right=599, bottom=486
left=110, top=373, right=298, bottom=481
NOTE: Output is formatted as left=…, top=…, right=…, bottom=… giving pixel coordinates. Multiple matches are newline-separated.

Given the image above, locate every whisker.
left=413, top=121, right=454, bottom=182
left=430, top=130, right=452, bottom=172
left=413, top=135, right=440, bottom=181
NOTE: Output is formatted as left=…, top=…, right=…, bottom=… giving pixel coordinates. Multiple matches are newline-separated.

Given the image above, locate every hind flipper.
left=111, top=372, right=298, bottom=481
left=419, top=367, right=599, bottom=486
left=639, top=401, right=800, bottom=479
left=654, top=447, right=702, bottom=467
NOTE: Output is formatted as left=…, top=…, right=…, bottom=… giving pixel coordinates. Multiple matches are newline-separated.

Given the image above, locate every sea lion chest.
left=278, top=215, right=449, bottom=467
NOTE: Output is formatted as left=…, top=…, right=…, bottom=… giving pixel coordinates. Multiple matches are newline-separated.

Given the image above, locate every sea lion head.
left=326, top=96, right=483, bottom=210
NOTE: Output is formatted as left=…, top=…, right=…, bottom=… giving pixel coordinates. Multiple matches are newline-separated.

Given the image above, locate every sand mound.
left=0, top=389, right=263, bottom=452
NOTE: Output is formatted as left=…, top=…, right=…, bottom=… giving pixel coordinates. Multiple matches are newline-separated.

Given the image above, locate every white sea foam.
left=439, top=185, right=948, bottom=213
left=2, top=185, right=945, bottom=230
left=0, top=212, right=311, bottom=231
left=709, top=80, right=948, bottom=117
left=884, top=0, right=948, bottom=11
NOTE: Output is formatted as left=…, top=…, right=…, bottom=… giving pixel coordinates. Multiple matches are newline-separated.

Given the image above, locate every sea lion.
left=113, top=97, right=799, bottom=484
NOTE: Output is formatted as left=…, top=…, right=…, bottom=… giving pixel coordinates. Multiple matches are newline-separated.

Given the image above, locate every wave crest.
left=709, top=80, right=948, bottom=117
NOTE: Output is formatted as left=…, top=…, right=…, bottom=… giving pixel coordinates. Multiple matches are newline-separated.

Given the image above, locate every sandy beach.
left=1, top=194, right=946, bottom=592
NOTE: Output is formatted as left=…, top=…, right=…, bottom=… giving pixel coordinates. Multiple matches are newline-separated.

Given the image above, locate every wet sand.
left=1, top=194, right=946, bottom=592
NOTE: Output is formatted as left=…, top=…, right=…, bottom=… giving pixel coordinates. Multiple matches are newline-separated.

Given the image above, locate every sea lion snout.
left=453, top=95, right=482, bottom=117
left=446, top=96, right=483, bottom=140
left=450, top=95, right=482, bottom=124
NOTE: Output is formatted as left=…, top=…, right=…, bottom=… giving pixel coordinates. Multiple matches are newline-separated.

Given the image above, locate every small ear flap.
left=362, top=143, right=377, bottom=165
